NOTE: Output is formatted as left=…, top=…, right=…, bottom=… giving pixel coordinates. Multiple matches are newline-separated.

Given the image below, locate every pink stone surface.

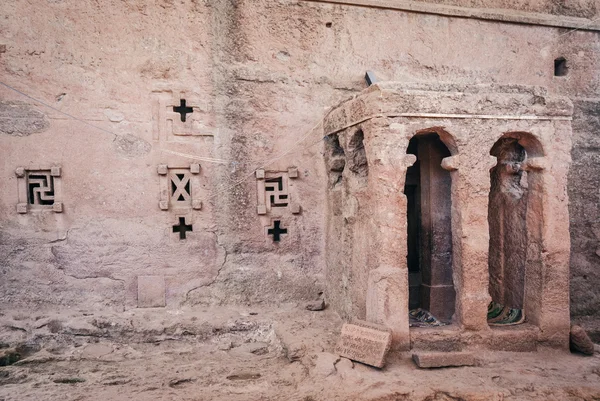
left=0, top=0, right=595, bottom=340
left=137, top=275, right=166, bottom=308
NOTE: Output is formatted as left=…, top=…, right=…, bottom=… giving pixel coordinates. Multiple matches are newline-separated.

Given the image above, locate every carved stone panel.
left=15, top=166, right=63, bottom=213
left=256, top=167, right=301, bottom=216
left=152, top=91, right=216, bottom=141
left=158, top=163, right=202, bottom=211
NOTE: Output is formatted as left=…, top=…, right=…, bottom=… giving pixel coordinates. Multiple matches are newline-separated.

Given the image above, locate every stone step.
left=412, top=351, right=477, bottom=368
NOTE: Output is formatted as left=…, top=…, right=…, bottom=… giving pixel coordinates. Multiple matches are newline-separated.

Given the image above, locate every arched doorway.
left=404, top=132, right=455, bottom=323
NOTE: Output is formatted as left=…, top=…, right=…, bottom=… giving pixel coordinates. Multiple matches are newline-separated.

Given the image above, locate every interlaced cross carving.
left=267, top=220, right=287, bottom=242
left=170, top=172, right=191, bottom=203
left=173, top=99, right=193, bottom=122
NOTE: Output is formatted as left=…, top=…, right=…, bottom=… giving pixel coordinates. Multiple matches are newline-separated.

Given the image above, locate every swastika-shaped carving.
left=256, top=167, right=301, bottom=215
left=28, top=172, right=55, bottom=205
left=15, top=166, right=63, bottom=213
left=265, top=176, right=289, bottom=208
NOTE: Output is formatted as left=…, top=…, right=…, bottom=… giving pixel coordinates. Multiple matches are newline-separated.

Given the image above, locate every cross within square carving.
left=158, top=163, right=203, bottom=211
left=256, top=167, right=301, bottom=216
left=173, top=99, right=193, bottom=122
left=151, top=91, right=217, bottom=141
left=15, top=166, right=63, bottom=214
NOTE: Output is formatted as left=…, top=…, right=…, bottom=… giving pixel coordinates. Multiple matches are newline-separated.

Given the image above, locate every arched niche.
left=404, top=129, right=457, bottom=323
left=487, top=131, right=545, bottom=327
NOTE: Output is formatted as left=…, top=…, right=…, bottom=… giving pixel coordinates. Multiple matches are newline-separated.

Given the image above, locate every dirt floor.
left=0, top=304, right=599, bottom=401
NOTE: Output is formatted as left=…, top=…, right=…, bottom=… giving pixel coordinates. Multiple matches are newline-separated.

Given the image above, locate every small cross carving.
left=173, top=217, right=193, bottom=240
left=267, top=220, right=287, bottom=242
left=173, top=99, right=194, bottom=122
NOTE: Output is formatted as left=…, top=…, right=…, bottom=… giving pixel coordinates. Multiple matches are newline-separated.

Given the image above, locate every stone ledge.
left=303, top=0, right=600, bottom=31
left=323, top=83, right=573, bottom=136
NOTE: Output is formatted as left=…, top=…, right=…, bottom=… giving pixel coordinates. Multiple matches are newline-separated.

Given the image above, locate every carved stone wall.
left=324, top=83, right=573, bottom=350
left=0, top=0, right=596, bottom=322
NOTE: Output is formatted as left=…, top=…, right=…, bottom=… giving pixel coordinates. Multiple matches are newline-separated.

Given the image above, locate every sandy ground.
left=0, top=305, right=599, bottom=401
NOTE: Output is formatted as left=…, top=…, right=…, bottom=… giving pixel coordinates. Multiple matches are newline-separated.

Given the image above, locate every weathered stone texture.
left=0, top=0, right=597, bottom=325
left=569, top=100, right=600, bottom=320
left=0, top=101, right=49, bottom=136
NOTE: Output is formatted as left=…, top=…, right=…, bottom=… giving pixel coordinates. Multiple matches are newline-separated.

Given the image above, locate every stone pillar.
left=444, top=154, right=495, bottom=331
left=418, top=136, right=455, bottom=321
left=525, top=154, right=570, bottom=347
left=362, top=120, right=415, bottom=349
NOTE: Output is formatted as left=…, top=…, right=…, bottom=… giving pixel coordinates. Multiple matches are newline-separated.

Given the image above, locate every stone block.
left=412, top=351, right=476, bottom=368
left=257, top=205, right=267, bottom=215
left=52, top=202, right=63, bottom=213
left=159, top=200, right=169, bottom=210
left=290, top=203, right=301, bottom=214
left=190, top=163, right=201, bottom=174
left=137, top=276, right=166, bottom=308
left=15, top=167, right=25, bottom=177
left=157, top=164, right=168, bottom=175
left=192, top=200, right=202, bottom=210
left=288, top=166, right=298, bottom=178
left=366, top=267, right=410, bottom=350
left=335, top=320, right=392, bottom=368
left=255, top=169, right=265, bottom=179
left=570, top=325, right=594, bottom=355
left=50, top=166, right=61, bottom=177
left=16, top=203, right=27, bottom=214
left=489, top=324, right=538, bottom=352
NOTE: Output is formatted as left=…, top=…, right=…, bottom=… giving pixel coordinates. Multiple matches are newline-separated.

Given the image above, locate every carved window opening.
left=28, top=172, right=55, bottom=206
left=554, top=57, right=567, bottom=77
left=173, top=216, right=193, bottom=240
left=157, top=164, right=202, bottom=211
left=173, top=99, right=194, bottom=122
left=170, top=172, right=191, bottom=203
left=256, top=167, right=300, bottom=215
left=15, top=166, right=63, bottom=213
left=267, top=220, right=287, bottom=242
left=152, top=91, right=216, bottom=140
left=265, top=176, right=289, bottom=207
left=404, top=133, right=455, bottom=322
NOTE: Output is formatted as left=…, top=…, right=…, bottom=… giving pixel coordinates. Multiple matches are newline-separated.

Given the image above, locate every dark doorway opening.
left=404, top=133, right=455, bottom=322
